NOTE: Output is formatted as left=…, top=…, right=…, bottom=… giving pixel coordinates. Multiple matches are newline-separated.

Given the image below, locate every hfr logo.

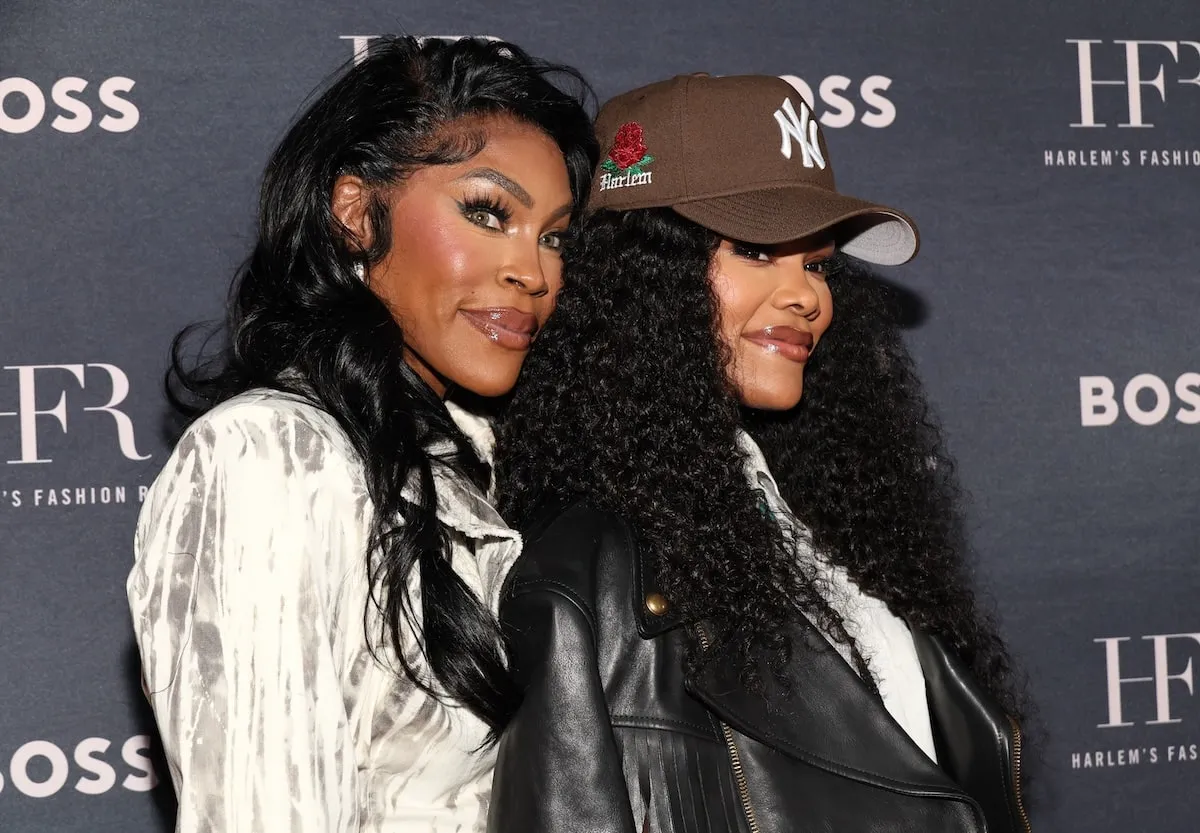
left=1097, top=634, right=1200, bottom=728
left=774, top=97, right=826, bottom=169
left=0, top=364, right=149, bottom=464
left=1069, top=39, right=1200, bottom=127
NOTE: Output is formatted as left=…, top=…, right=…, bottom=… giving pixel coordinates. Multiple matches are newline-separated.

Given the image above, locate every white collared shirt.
left=128, top=389, right=521, bottom=833
left=737, top=430, right=939, bottom=763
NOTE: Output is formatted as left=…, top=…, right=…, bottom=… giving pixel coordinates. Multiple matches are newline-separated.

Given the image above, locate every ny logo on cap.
left=774, top=97, right=826, bottom=169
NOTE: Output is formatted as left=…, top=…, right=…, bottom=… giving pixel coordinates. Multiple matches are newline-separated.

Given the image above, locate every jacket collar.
left=422, top=465, right=517, bottom=542
left=736, top=429, right=775, bottom=489
left=736, top=429, right=789, bottom=511
left=687, top=615, right=967, bottom=796
left=418, top=400, right=518, bottom=543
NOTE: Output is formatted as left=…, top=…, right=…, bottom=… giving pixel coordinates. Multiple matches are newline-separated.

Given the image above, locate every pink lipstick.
left=460, top=307, right=538, bottom=351
left=743, top=326, right=814, bottom=363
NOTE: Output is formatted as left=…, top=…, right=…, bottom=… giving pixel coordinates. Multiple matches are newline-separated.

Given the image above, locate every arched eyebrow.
left=546, top=202, right=574, bottom=223
left=454, top=167, right=533, bottom=208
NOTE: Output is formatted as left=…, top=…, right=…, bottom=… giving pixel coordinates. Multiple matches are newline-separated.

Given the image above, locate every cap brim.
left=672, top=186, right=919, bottom=266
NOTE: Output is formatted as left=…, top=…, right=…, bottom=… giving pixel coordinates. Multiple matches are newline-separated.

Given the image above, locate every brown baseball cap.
left=588, top=74, right=919, bottom=266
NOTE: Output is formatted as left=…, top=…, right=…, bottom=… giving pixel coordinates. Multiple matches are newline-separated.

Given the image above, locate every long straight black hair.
left=169, top=36, right=597, bottom=737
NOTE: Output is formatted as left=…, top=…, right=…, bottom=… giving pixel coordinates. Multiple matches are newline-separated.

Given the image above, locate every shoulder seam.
left=507, top=578, right=598, bottom=640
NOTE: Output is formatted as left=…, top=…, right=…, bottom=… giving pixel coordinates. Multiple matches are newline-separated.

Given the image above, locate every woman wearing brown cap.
left=488, top=74, right=1033, bottom=832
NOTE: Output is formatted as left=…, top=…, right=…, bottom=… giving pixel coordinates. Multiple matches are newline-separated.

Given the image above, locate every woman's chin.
left=447, top=370, right=523, bottom=400
left=737, top=381, right=805, bottom=412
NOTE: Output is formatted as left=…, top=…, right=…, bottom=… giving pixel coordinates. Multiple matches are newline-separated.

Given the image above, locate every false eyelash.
left=459, top=193, right=513, bottom=224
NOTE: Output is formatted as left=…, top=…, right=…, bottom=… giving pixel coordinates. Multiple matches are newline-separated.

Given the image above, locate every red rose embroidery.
left=608, top=122, right=648, bottom=170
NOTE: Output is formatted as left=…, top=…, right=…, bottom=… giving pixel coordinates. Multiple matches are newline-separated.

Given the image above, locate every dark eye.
left=805, top=258, right=830, bottom=275
left=732, top=242, right=771, bottom=262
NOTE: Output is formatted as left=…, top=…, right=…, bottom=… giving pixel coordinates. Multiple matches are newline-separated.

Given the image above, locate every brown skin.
left=332, top=116, right=574, bottom=399
left=710, top=234, right=836, bottom=410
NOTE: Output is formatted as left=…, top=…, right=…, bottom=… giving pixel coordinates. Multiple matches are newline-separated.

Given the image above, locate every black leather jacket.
left=488, top=502, right=1031, bottom=833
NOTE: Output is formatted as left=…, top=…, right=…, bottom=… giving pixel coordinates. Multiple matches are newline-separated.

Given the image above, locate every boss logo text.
left=0, top=77, right=139, bottom=134
left=1079, top=373, right=1200, bottom=426
left=779, top=74, right=896, bottom=129
left=0, top=735, right=157, bottom=798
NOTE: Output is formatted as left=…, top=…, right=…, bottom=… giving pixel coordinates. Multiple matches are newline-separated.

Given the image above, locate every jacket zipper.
left=1007, top=715, right=1032, bottom=833
left=695, top=624, right=761, bottom=833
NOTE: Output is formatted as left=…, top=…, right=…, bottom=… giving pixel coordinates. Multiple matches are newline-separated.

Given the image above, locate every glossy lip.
left=742, top=325, right=814, bottom=363
left=460, top=307, right=539, bottom=351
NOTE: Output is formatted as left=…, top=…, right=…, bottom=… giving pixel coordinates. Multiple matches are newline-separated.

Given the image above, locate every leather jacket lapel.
left=628, top=524, right=970, bottom=798
left=912, top=629, right=1027, bottom=833
left=686, top=615, right=967, bottom=796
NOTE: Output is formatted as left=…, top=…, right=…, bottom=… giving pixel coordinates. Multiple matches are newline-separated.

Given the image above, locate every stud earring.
left=353, top=261, right=366, bottom=282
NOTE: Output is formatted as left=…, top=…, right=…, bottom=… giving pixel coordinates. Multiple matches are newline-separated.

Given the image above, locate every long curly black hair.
left=168, top=36, right=597, bottom=738
left=497, top=207, right=1027, bottom=725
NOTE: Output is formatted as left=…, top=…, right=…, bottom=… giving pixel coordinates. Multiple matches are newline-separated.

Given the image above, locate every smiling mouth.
left=743, top=326, right=814, bottom=363
left=459, top=308, right=538, bottom=351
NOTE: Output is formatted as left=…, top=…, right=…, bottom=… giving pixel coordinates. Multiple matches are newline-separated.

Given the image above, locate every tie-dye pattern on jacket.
left=128, top=389, right=520, bottom=833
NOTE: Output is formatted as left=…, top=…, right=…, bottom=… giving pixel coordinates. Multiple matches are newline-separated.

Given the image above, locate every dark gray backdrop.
left=2, top=1, right=1198, bottom=830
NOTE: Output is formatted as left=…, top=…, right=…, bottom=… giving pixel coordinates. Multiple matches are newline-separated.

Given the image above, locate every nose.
left=773, top=261, right=822, bottom=320
left=498, top=240, right=550, bottom=297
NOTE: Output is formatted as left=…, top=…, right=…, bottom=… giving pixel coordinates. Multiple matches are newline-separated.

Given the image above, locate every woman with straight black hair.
left=490, top=74, right=1031, bottom=832
left=127, top=36, right=596, bottom=832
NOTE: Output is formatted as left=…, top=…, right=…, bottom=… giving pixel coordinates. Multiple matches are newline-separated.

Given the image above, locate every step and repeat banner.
left=2, top=0, right=1197, bottom=830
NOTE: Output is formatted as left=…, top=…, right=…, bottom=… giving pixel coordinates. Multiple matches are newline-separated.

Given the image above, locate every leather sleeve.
left=488, top=580, right=638, bottom=833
